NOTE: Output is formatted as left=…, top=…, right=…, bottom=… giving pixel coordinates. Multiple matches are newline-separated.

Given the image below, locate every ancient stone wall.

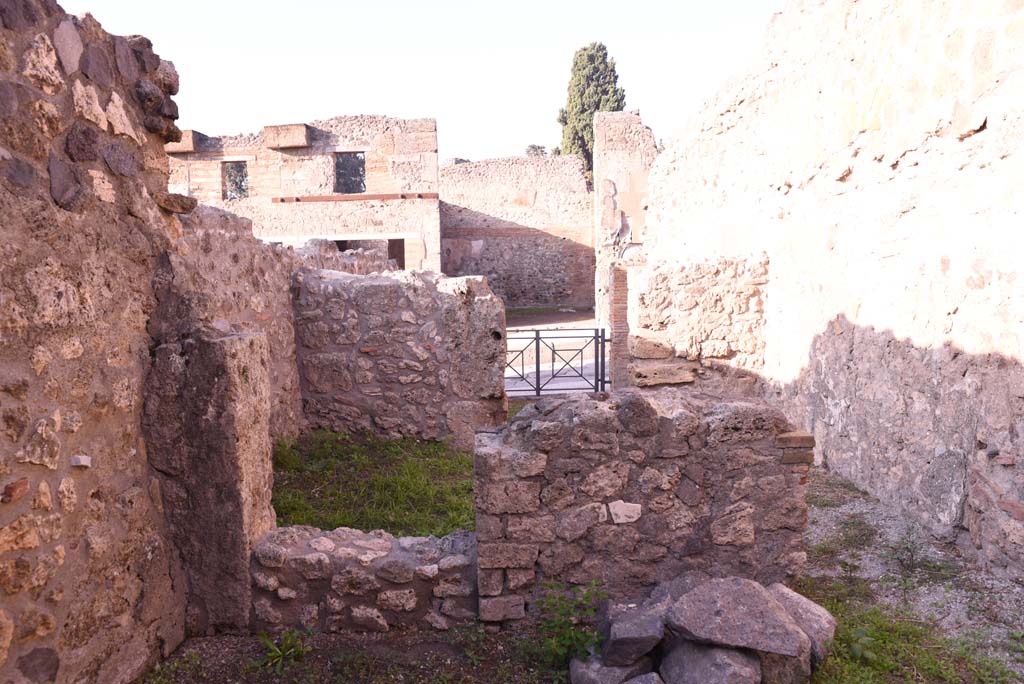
left=0, top=3, right=188, bottom=681
left=149, top=205, right=394, bottom=438
left=293, top=269, right=507, bottom=451
left=592, top=111, right=658, bottom=327
left=143, top=332, right=276, bottom=635
left=439, top=156, right=594, bottom=309
left=473, top=389, right=812, bottom=623
left=167, top=116, right=442, bottom=270
left=635, top=0, right=1024, bottom=577
left=250, top=527, right=477, bottom=634
left=626, top=255, right=769, bottom=388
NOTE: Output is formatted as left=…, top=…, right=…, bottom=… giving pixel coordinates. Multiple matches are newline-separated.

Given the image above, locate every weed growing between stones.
left=250, top=629, right=312, bottom=674
left=528, top=580, right=608, bottom=667
left=271, top=431, right=474, bottom=536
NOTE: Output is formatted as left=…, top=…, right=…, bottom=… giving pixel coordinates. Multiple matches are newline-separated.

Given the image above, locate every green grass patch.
left=796, top=577, right=1021, bottom=684
left=810, top=514, right=879, bottom=564
left=272, top=431, right=474, bottom=537
left=807, top=469, right=869, bottom=508
left=508, top=398, right=532, bottom=420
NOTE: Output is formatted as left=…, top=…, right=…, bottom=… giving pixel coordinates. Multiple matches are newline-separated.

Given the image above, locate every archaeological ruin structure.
left=2, top=0, right=1023, bottom=681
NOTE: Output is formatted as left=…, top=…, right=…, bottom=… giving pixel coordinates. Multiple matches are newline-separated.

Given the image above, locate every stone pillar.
left=143, top=332, right=276, bottom=634
left=592, top=111, right=658, bottom=328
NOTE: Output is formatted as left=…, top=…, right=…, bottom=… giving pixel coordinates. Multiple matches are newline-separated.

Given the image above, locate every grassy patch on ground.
left=807, top=469, right=869, bottom=508
left=810, top=513, right=880, bottom=565
left=797, top=576, right=1021, bottom=684
left=272, top=431, right=474, bottom=537
left=508, top=398, right=532, bottom=420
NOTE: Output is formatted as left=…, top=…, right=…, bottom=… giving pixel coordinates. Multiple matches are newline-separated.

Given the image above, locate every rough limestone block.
left=628, top=360, right=698, bottom=386
left=570, top=655, right=652, bottom=684
left=69, top=455, right=91, bottom=468
left=479, top=595, right=525, bottom=622
left=609, top=501, right=642, bottom=524
left=165, top=129, right=198, bottom=154
left=602, top=611, right=664, bottom=666
left=263, top=123, right=310, bottom=149
left=660, top=640, right=760, bottom=684
left=768, top=583, right=836, bottom=668
left=666, top=578, right=812, bottom=682
left=775, top=432, right=815, bottom=449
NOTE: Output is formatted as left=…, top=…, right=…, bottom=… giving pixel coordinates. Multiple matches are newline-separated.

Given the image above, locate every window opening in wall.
left=222, top=161, right=249, bottom=200
left=387, top=239, right=406, bottom=269
left=335, top=240, right=351, bottom=252
left=334, top=152, right=366, bottom=194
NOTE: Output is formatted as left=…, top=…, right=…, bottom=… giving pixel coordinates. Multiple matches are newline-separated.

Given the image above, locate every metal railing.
left=505, top=328, right=610, bottom=396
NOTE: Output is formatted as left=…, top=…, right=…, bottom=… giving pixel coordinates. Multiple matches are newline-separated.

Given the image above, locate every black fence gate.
left=505, top=328, right=610, bottom=396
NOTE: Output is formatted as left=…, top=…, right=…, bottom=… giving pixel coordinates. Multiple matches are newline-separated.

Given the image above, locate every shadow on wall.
left=677, top=314, right=1023, bottom=579
left=440, top=202, right=595, bottom=310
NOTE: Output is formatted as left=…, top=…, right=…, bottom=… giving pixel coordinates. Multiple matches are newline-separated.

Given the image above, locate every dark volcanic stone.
left=2, top=157, right=37, bottom=187
left=660, top=641, right=760, bottom=684
left=48, top=153, right=82, bottom=210
left=80, top=45, right=114, bottom=89
left=113, top=37, right=139, bottom=82
left=617, top=394, right=660, bottom=437
left=17, top=647, right=60, bottom=683
left=126, top=35, right=160, bottom=72
left=102, top=140, right=139, bottom=176
left=65, top=122, right=99, bottom=162
left=135, top=77, right=163, bottom=113
left=0, top=0, right=41, bottom=30
left=0, top=80, right=18, bottom=118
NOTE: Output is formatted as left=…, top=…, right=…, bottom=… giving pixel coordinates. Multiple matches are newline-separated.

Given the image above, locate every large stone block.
left=164, top=129, right=199, bottom=154
left=263, top=123, right=310, bottom=149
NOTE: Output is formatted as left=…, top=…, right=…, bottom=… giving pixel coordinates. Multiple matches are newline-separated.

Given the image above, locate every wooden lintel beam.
left=272, top=192, right=439, bottom=204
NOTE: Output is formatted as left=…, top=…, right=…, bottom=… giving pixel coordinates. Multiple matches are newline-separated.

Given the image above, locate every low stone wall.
left=474, top=388, right=811, bottom=623
left=150, top=205, right=394, bottom=438
left=250, top=527, right=476, bottom=633
left=292, top=269, right=507, bottom=450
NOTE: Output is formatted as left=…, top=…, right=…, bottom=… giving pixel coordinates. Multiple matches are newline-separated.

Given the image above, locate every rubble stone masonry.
left=634, top=0, right=1024, bottom=577
left=439, top=156, right=594, bottom=309
left=474, top=389, right=812, bottom=623
left=293, top=269, right=507, bottom=450
left=0, top=3, right=187, bottom=681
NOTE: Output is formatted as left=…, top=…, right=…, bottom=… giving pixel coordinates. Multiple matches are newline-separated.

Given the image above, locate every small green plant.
left=142, top=653, right=204, bottom=684
left=1009, top=631, right=1024, bottom=664
left=849, top=627, right=878, bottom=663
left=532, top=580, right=608, bottom=667
left=252, top=628, right=311, bottom=674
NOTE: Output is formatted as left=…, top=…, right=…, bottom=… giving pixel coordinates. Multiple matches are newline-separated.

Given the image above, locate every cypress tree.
left=557, top=42, right=626, bottom=172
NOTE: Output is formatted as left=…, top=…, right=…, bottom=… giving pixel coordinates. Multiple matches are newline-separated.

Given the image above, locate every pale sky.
left=59, top=0, right=781, bottom=161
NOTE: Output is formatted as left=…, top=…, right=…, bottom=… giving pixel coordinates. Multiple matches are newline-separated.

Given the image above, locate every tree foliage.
left=557, top=42, right=626, bottom=172
left=525, top=144, right=547, bottom=157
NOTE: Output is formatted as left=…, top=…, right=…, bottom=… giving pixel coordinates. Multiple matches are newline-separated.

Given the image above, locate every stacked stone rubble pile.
left=250, top=526, right=477, bottom=633
left=571, top=574, right=836, bottom=684
left=474, top=388, right=814, bottom=623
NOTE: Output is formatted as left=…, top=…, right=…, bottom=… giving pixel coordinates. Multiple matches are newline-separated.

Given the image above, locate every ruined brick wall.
left=637, top=0, right=1024, bottom=577
left=439, top=157, right=594, bottom=309
left=293, top=269, right=507, bottom=451
left=0, top=4, right=188, bottom=681
left=167, top=116, right=442, bottom=270
left=592, top=112, right=658, bottom=327
left=149, top=205, right=394, bottom=438
left=626, top=255, right=769, bottom=388
left=250, top=527, right=477, bottom=634
left=474, top=389, right=811, bottom=623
